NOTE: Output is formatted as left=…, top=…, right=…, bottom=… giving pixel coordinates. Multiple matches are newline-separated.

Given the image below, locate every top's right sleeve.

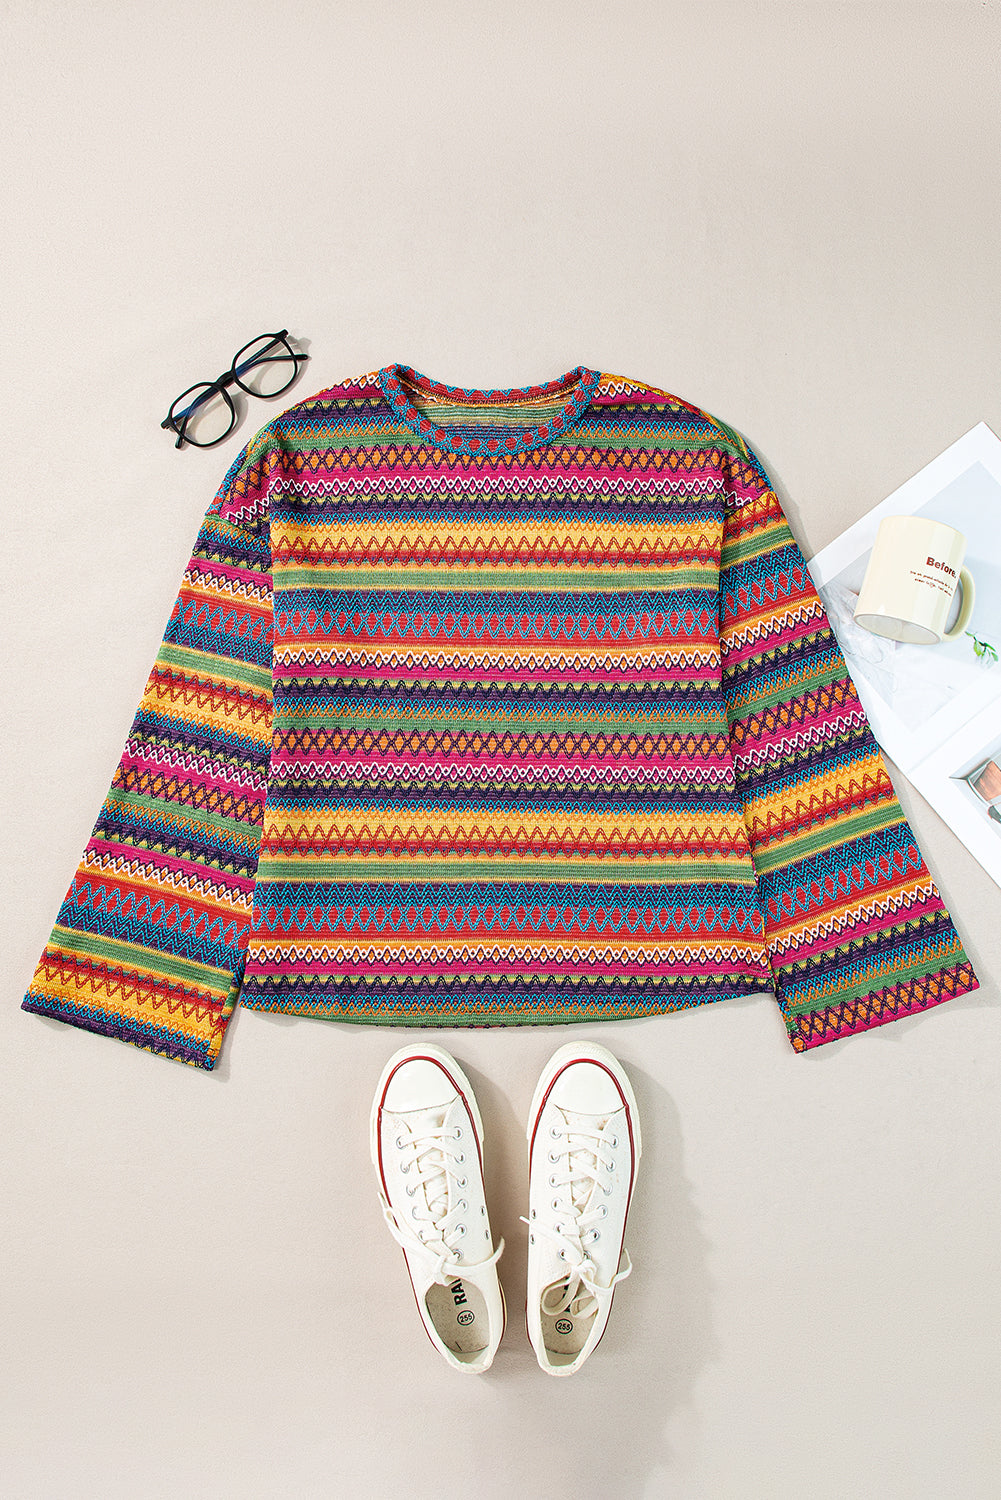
left=717, top=438, right=979, bottom=1052
left=22, top=428, right=276, bottom=1070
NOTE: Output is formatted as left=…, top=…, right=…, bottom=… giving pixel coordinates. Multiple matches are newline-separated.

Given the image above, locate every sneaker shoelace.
left=382, top=1106, right=503, bottom=1284
left=522, top=1110, right=632, bottom=1320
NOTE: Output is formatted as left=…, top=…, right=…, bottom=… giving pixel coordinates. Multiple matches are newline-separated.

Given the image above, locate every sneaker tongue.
left=559, top=1107, right=609, bottom=1213
left=405, top=1105, right=451, bottom=1222
left=406, top=1104, right=449, bottom=1133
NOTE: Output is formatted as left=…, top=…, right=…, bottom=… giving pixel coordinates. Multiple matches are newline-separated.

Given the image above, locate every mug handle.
left=943, top=568, right=976, bottom=639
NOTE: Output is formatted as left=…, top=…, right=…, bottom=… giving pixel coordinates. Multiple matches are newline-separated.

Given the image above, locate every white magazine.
left=807, top=422, right=1001, bottom=890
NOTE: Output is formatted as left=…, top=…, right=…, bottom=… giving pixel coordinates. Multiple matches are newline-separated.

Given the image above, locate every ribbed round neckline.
left=377, top=363, right=601, bottom=457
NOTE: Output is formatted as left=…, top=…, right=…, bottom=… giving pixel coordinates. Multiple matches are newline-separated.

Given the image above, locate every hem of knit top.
left=377, top=363, right=602, bottom=457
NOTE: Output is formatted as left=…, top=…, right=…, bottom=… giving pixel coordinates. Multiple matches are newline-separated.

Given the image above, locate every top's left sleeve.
left=21, top=426, right=277, bottom=1071
left=718, top=439, right=980, bottom=1052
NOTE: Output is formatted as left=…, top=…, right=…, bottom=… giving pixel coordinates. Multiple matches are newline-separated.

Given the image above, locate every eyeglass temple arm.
left=160, top=412, right=194, bottom=447
left=161, top=383, right=233, bottom=428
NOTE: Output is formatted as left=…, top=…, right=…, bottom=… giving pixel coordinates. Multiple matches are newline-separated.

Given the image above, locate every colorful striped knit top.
left=22, top=364, right=979, bottom=1069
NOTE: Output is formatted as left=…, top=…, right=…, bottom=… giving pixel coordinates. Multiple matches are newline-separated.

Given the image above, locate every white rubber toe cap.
left=546, top=1057, right=625, bottom=1115
left=381, top=1055, right=457, bottom=1113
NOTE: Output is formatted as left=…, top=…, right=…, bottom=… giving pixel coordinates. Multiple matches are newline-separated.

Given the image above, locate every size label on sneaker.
left=555, top=1319, right=573, bottom=1335
left=457, top=1310, right=475, bottom=1326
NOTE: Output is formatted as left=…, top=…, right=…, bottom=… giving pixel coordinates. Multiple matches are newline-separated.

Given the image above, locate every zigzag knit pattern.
left=22, top=364, right=978, bottom=1067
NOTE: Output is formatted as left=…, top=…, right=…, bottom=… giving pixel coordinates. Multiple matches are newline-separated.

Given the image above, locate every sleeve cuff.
left=21, top=950, right=231, bottom=1070
left=782, top=957, right=979, bottom=1052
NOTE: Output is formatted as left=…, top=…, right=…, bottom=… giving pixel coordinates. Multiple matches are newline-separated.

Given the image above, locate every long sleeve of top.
left=22, top=428, right=277, bottom=1068
left=718, top=445, right=976, bottom=1051
left=21, top=364, right=979, bottom=1068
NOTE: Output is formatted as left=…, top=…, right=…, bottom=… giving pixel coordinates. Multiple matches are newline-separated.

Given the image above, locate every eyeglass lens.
left=232, top=333, right=300, bottom=399
left=169, top=383, right=236, bottom=447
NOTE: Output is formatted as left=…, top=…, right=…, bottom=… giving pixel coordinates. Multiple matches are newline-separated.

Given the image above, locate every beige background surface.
left=2, top=4, right=1000, bottom=1497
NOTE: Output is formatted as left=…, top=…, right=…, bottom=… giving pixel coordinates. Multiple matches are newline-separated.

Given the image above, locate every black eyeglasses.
left=161, top=330, right=309, bottom=448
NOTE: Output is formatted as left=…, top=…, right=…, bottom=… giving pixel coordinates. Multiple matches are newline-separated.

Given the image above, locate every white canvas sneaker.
left=370, top=1044, right=505, bottom=1374
left=524, top=1041, right=641, bottom=1377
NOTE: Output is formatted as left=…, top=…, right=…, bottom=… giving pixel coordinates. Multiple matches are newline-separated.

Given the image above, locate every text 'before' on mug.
left=853, top=514, right=975, bottom=645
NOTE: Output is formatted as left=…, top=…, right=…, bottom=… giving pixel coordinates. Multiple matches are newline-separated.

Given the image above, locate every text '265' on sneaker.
left=370, top=1044, right=506, bottom=1374
left=524, top=1042, right=641, bottom=1377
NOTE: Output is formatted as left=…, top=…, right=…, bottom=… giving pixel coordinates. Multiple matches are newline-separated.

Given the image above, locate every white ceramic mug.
left=853, top=514, right=975, bottom=645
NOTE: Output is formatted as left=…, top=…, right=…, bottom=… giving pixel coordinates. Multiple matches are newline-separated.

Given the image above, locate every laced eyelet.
left=457, top=1176, right=467, bottom=1187
left=395, top=1135, right=407, bottom=1149
left=529, top=1234, right=535, bottom=1244
left=549, top=1125, right=561, bottom=1140
left=599, top=1204, right=608, bottom=1218
left=400, top=1161, right=410, bottom=1174
left=406, top=1184, right=417, bottom=1197
left=552, top=1199, right=560, bottom=1211
left=411, top=1206, right=420, bottom=1219
left=548, top=1174, right=557, bottom=1187
left=457, top=1152, right=465, bottom=1164
left=530, top=1209, right=536, bottom=1219
left=610, top=1135, right=618, bottom=1149
left=548, top=1151, right=559, bottom=1164
left=558, top=1249, right=566, bottom=1260
left=456, top=1225, right=467, bottom=1237
left=454, top=1127, right=462, bottom=1139
left=458, top=1201, right=468, bottom=1213
left=590, top=1230, right=600, bottom=1243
